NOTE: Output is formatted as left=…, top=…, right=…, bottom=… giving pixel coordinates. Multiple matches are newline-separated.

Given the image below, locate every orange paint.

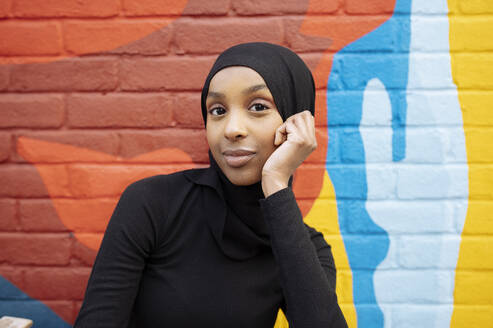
left=63, top=19, right=174, bottom=55
left=9, top=0, right=398, bottom=223
left=294, top=0, right=396, bottom=215
left=4, top=1, right=398, bottom=323
left=0, top=0, right=188, bottom=65
left=17, top=137, right=196, bottom=251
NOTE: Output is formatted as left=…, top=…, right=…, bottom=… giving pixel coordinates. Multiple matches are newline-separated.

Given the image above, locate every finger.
left=304, top=112, right=317, bottom=148
left=300, top=110, right=316, bottom=137
left=301, top=110, right=315, bottom=126
left=290, top=111, right=311, bottom=139
left=293, top=111, right=317, bottom=149
left=305, top=111, right=316, bottom=138
left=274, top=123, right=287, bottom=146
left=285, top=119, right=302, bottom=143
left=285, top=111, right=314, bottom=138
left=306, top=110, right=315, bottom=128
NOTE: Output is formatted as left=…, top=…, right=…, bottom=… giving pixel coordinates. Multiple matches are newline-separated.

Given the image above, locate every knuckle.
left=292, top=137, right=304, bottom=146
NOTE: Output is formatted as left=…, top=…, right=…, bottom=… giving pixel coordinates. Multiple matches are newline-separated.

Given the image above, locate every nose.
left=224, top=110, right=247, bottom=141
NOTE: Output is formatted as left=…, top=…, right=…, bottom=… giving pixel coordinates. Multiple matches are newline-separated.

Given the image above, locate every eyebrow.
left=207, top=84, right=268, bottom=100
left=207, top=91, right=225, bottom=99
left=243, top=84, right=267, bottom=94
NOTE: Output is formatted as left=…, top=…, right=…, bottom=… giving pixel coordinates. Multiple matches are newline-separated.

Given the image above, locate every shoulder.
left=124, top=168, right=204, bottom=194
left=120, top=168, right=210, bottom=207
left=113, top=168, right=207, bottom=227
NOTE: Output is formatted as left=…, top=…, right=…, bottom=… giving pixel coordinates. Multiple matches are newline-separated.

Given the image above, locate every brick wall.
left=0, top=0, right=491, bottom=327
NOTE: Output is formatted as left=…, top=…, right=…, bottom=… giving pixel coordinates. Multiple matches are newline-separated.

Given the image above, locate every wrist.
left=261, top=173, right=289, bottom=198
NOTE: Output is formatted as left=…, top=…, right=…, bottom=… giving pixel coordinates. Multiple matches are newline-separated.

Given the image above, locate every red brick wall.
left=0, top=0, right=394, bottom=324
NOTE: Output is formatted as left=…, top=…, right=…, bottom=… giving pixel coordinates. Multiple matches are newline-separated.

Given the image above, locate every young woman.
left=74, top=42, right=348, bottom=327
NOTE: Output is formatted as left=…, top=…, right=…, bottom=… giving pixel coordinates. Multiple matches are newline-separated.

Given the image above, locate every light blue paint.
left=367, top=0, right=468, bottom=326
left=391, top=305, right=456, bottom=328
left=325, top=1, right=412, bottom=327
left=373, top=270, right=453, bottom=303
left=0, top=276, right=71, bottom=328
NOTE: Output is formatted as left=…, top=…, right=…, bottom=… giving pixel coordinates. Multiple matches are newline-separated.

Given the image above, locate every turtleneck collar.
left=211, top=152, right=270, bottom=239
left=184, top=151, right=271, bottom=260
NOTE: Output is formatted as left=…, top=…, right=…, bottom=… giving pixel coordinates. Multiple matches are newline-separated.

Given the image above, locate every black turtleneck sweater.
left=74, top=164, right=347, bottom=327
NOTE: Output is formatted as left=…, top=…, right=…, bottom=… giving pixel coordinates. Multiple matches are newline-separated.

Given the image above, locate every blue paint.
left=326, top=1, right=412, bottom=327
left=0, top=276, right=71, bottom=328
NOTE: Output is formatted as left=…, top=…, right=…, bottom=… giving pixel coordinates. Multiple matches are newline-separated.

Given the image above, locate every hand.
left=262, top=110, right=317, bottom=197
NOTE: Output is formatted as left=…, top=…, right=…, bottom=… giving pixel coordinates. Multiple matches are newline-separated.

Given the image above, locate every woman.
left=74, top=42, right=348, bottom=327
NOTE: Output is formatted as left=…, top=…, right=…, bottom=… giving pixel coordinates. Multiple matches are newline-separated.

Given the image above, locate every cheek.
left=206, top=125, right=219, bottom=149
left=256, top=126, right=278, bottom=155
left=261, top=119, right=281, bottom=143
left=261, top=120, right=282, bottom=157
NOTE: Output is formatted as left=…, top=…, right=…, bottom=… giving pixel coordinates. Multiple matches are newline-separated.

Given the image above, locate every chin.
left=223, top=169, right=262, bottom=186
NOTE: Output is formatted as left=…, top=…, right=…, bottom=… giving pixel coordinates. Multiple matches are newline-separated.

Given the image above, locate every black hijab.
left=198, top=42, right=315, bottom=260
left=201, top=42, right=315, bottom=123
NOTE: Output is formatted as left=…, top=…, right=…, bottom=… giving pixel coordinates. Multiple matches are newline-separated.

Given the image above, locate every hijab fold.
left=194, top=42, right=315, bottom=260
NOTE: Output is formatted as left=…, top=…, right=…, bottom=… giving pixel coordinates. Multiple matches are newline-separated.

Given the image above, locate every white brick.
left=410, top=0, right=450, bottom=14
left=407, top=54, right=456, bottom=89
left=381, top=304, right=393, bottom=328
left=406, top=91, right=463, bottom=126
left=443, top=127, right=468, bottom=164
left=366, top=165, right=398, bottom=200
left=405, top=128, right=446, bottom=163
left=410, top=17, right=450, bottom=52
left=390, top=305, right=454, bottom=328
left=377, top=235, right=399, bottom=269
left=452, top=200, right=469, bottom=233
left=397, top=235, right=462, bottom=269
left=396, top=165, right=468, bottom=199
left=360, top=128, right=393, bottom=163
left=374, top=269, right=453, bottom=303
left=366, top=200, right=455, bottom=234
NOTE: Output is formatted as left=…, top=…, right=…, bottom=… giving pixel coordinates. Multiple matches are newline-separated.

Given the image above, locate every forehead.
left=207, top=66, right=267, bottom=92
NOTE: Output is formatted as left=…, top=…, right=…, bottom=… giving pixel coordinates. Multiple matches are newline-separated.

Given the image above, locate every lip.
left=222, top=149, right=256, bottom=168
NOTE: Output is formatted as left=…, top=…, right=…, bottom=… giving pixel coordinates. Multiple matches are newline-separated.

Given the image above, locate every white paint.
left=361, top=0, right=468, bottom=327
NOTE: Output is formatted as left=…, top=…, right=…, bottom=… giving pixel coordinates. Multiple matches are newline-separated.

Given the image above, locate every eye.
left=209, top=106, right=226, bottom=116
left=249, top=103, right=269, bottom=112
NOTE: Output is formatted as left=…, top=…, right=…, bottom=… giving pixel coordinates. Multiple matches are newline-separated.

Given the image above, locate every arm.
left=304, top=222, right=337, bottom=292
left=279, top=221, right=337, bottom=316
left=261, top=111, right=347, bottom=326
left=259, top=188, right=347, bottom=328
left=74, top=181, right=160, bottom=327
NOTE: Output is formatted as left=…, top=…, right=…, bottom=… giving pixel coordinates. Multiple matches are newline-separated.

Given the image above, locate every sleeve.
left=74, top=181, right=161, bottom=327
left=259, top=187, right=348, bottom=328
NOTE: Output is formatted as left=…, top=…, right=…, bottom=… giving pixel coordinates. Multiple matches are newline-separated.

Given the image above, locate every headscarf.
left=197, top=42, right=315, bottom=260
left=201, top=42, right=315, bottom=124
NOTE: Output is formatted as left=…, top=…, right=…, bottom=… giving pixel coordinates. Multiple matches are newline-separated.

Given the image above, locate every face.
left=205, top=66, right=283, bottom=186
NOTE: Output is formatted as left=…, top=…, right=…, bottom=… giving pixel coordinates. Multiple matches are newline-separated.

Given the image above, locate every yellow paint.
left=460, top=92, right=493, bottom=126
left=456, top=0, right=493, bottom=14
left=273, top=309, right=289, bottom=328
left=274, top=172, right=357, bottom=327
left=448, top=0, right=493, bottom=326
left=461, top=201, right=493, bottom=235
left=464, top=129, right=493, bottom=162
left=451, top=305, right=493, bottom=325
left=449, top=17, right=493, bottom=51
left=454, top=54, right=493, bottom=89
left=469, top=166, right=493, bottom=199
left=454, top=237, right=493, bottom=270
left=454, top=270, right=493, bottom=304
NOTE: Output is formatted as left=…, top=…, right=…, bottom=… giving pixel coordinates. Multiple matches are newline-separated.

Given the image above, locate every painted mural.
left=1, top=0, right=492, bottom=327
